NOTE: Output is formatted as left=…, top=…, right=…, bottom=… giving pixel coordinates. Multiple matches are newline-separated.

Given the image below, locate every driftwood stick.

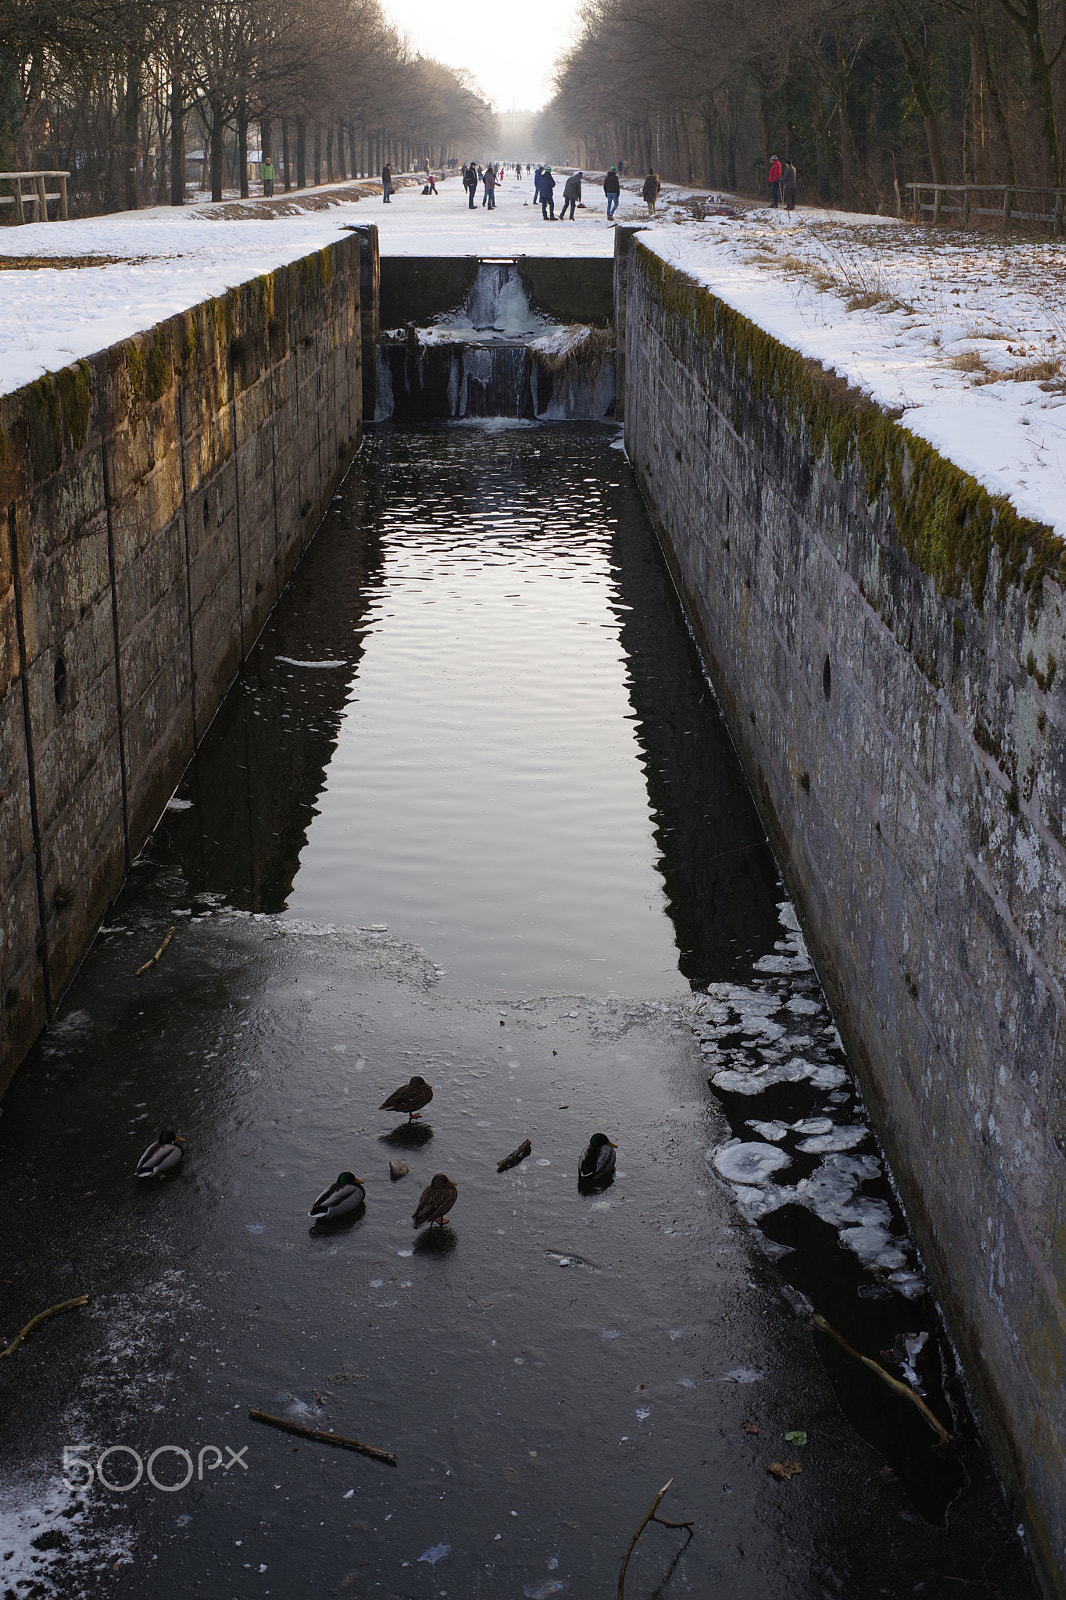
left=136, top=926, right=175, bottom=976
left=813, top=1314, right=952, bottom=1446
left=618, top=1477, right=692, bottom=1599
left=497, top=1139, right=532, bottom=1172
left=0, top=1294, right=89, bottom=1359
left=248, top=1407, right=397, bottom=1466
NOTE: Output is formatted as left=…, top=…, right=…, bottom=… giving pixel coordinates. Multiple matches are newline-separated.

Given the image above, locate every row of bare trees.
left=537, top=0, right=1066, bottom=213
left=1, top=0, right=495, bottom=212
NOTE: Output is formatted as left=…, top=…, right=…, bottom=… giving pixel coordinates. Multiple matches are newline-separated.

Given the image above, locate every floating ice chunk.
left=635, top=1407, right=651, bottom=1421
left=712, top=1055, right=847, bottom=1095
left=786, top=994, right=821, bottom=1014
left=166, top=796, right=193, bottom=811
left=276, top=656, right=347, bottom=669
left=790, top=1117, right=834, bottom=1136
left=720, top=1367, right=769, bottom=1383
left=711, top=1141, right=792, bottom=1186
left=418, top=1544, right=450, bottom=1566
left=747, top=1119, right=789, bottom=1142
left=796, top=1125, right=868, bottom=1154
left=601, top=1328, right=619, bottom=1340
left=523, top=1581, right=567, bottom=1598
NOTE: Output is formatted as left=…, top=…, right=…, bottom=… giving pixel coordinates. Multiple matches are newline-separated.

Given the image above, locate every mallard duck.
left=578, top=1133, right=617, bottom=1184
left=380, top=1074, right=433, bottom=1121
left=308, top=1171, right=366, bottom=1220
left=135, top=1130, right=184, bottom=1179
left=413, top=1173, right=457, bottom=1228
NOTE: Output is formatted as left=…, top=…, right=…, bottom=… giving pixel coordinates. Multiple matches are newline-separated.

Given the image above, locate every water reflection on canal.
left=0, top=424, right=1035, bottom=1599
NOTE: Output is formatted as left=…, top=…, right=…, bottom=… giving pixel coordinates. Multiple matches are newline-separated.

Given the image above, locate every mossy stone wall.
left=0, top=229, right=366, bottom=1093
left=622, top=235, right=1066, bottom=1598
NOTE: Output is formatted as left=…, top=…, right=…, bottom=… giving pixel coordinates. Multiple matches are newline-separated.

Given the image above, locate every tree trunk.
left=993, top=0, right=1061, bottom=184
left=282, top=119, right=291, bottom=190
left=973, top=0, right=1016, bottom=183
left=210, top=97, right=224, bottom=201
left=237, top=98, right=249, bottom=198
left=169, top=60, right=184, bottom=205
left=313, top=122, right=321, bottom=184
left=887, top=1, right=947, bottom=183
left=124, top=47, right=141, bottom=210
left=260, top=114, right=272, bottom=181
left=296, top=117, right=306, bottom=188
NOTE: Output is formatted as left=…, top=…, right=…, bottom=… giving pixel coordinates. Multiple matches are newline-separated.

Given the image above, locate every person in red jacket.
left=768, top=155, right=782, bottom=207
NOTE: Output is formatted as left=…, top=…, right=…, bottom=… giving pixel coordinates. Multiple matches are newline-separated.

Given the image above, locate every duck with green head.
left=135, top=1130, right=184, bottom=1179
left=309, top=1172, right=366, bottom=1220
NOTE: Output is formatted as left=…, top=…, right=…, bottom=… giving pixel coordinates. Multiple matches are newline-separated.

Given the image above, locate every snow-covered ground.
left=1, top=170, right=1064, bottom=540
left=645, top=201, right=1066, bottom=541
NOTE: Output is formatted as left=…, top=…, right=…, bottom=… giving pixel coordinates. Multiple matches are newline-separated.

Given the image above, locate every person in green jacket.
left=262, top=157, right=275, bottom=198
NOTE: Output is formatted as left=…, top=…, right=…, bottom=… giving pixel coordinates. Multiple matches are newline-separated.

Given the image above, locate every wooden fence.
left=907, top=181, right=1065, bottom=234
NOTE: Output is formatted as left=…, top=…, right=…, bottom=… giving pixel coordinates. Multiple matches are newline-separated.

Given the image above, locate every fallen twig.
left=813, top=1313, right=952, bottom=1446
left=617, top=1477, right=694, bottom=1599
left=0, top=1294, right=89, bottom=1359
left=497, top=1139, right=532, bottom=1172
left=136, top=926, right=175, bottom=976
left=248, top=1407, right=397, bottom=1466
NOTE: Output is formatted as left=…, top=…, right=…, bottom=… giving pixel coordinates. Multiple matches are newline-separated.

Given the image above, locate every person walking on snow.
left=382, top=161, right=392, bottom=202
left=463, top=162, right=477, bottom=207
left=482, top=162, right=496, bottom=208
left=539, top=165, right=556, bottom=219
left=560, top=170, right=582, bottom=219
left=782, top=159, right=796, bottom=213
left=261, top=156, right=275, bottom=197
left=603, top=165, right=620, bottom=220
left=642, top=168, right=660, bottom=214
left=533, top=165, right=543, bottom=203
left=767, top=154, right=782, bottom=207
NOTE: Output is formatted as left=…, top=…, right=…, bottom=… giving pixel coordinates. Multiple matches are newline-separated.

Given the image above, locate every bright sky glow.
left=380, top=0, right=580, bottom=111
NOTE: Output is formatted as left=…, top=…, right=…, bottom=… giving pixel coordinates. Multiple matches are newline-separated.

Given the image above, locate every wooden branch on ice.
left=617, top=1477, right=694, bottom=1598
left=813, top=1313, right=952, bottom=1445
left=497, top=1139, right=532, bottom=1172
left=136, top=926, right=175, bottom=976
left=0, top=1294, right=89, bottom=1358
left=248, top=1407, right=397, bottom=1465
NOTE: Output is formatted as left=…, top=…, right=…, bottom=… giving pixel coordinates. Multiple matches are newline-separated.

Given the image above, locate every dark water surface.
left=0, top=425, right=1035, bottom=1598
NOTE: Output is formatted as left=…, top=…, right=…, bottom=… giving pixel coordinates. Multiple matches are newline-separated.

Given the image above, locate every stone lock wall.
left=0, top=230, right=370, bottom=1092
left=620, top=235, right=1066, bottom=1596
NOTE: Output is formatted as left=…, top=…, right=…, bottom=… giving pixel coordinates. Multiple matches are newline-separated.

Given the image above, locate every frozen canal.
left=0, top=424, right=1036, bottom=1597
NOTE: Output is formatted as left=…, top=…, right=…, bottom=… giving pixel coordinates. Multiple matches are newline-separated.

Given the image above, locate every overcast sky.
left=381, top=0, right=581, bottom=111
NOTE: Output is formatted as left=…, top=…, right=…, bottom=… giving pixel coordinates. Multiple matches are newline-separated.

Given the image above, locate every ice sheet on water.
left=796, top=1125, right=868, bottom=1154
left=711, top=1140, right=792, bottom=1185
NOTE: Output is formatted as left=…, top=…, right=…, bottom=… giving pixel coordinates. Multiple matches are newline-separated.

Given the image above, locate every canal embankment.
left=617, top=226, right=1066, bottom=1595
left=1, top=228, right=372, bottom=1088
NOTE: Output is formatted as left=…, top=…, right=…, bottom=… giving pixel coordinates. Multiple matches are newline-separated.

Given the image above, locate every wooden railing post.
left=59, top=173, right=68, bottom=220
left=36, top=173, right=48, bottom=221
left=932, top=185, right=942, bottom=223
left=1002, top=186, right=1014, bottom=229
left=912, top=184, right=920, bottom=222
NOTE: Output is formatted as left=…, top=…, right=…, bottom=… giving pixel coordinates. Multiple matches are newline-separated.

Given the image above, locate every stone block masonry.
left=0, top=228, right=372, bottom=1093
left=619, top=233, right=1066, bottom=1596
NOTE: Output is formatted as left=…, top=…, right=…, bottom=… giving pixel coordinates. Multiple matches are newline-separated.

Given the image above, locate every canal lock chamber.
left=0, top=246, right=1042, bottom=1596
left=375, top=258, right=617, bottom=422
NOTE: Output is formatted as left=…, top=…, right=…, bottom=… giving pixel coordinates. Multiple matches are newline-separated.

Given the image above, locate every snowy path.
left=1, top=171, right=1065, bottom=541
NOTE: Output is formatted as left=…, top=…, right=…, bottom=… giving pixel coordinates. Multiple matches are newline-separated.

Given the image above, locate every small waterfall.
left=376, top=262, right=615, bottom=423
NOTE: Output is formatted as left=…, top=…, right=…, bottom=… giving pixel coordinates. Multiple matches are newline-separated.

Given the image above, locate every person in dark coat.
left=642, top=169, right=660, bottom=214
left=482, top=162, right=496, bottom=208
left=560, top=170, right=582, bottom=220
left=782, top=159, right=797, bottom=213
left=463, top=161, right=477, bottom=207
left=533, top=164, right=543, bottom=203
left=767, top=155, right=782, bottom=207
left=382, top=161, right=392, bottom=202
left=539, top=165, right=556, bottom=219
left=603, top=164, right=620, bottom=220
